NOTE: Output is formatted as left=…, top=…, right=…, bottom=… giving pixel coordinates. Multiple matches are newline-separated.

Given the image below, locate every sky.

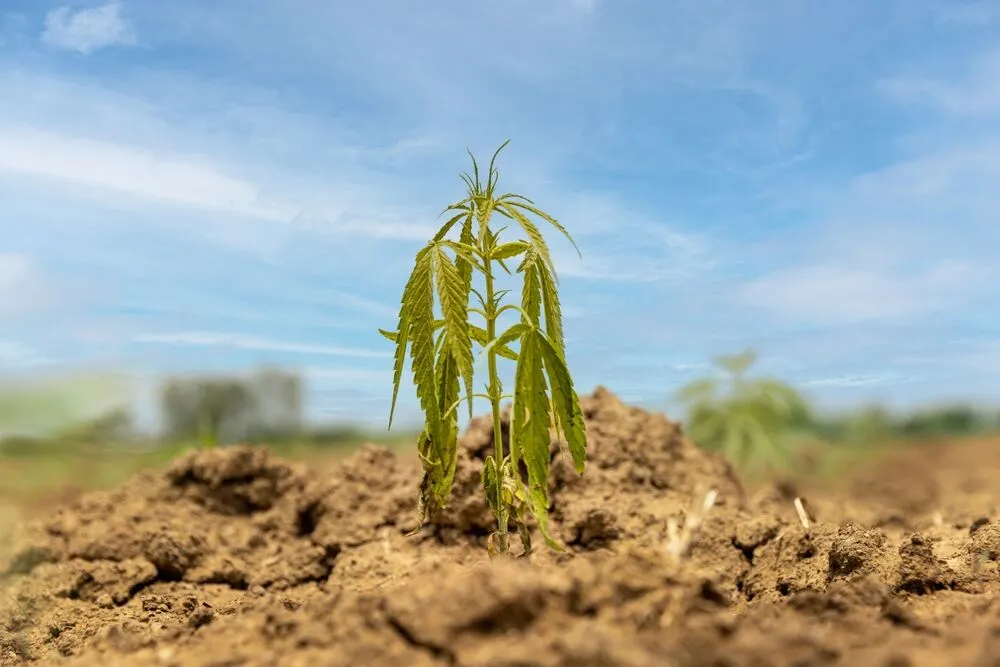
left=1, top=0, right=999, bottom=432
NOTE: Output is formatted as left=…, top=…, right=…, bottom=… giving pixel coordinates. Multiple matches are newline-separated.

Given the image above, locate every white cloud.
left=304, top=366, right=390, bottom=384
left=879, top=48, right=1000, bottom=116
left=41, top=1, right=136, bottom=55
left=805, top=373, right=915, bottom=388
left=738, top=259, right=989, bottom=324
left=0, top=253, right=53, bottom=317
left=133, top=331, right=389, bottom=359
left=0, top=341, right=52, bottom=369
left=0, top=126, right=294, bottom=220
left=547, top=193, right=715, bottom=284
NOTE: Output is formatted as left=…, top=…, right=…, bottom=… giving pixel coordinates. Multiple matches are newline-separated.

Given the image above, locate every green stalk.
left=483, top=244, right=510, bottom=553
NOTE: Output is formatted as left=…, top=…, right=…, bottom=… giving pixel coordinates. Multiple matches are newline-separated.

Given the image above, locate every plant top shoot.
left=380, top=141, right=587, bottom=557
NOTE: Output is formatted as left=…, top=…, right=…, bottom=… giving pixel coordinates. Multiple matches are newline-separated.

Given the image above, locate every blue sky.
left=1, top=0, right=999, bottom=431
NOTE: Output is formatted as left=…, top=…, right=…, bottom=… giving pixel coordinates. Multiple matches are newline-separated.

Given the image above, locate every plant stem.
left=483, top=254, right=509, bottom=552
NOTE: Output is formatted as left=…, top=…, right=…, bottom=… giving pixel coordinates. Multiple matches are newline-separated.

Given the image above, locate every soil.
left=3, top=387, right=1000, bottom=666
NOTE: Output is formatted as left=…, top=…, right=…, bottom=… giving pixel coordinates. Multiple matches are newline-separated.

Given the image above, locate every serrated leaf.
left=501, top=196, right=582, bottom=260
left=470, top=325, right=518, bottom=361
left=519, top=250, right=543, bottom=327
left=434, top=210, right=470, bottom=242
left=536, top=260, right=565, bottom=360
left=456, top=218, right=477, bottom=417
left=434, top=244, right=475, bottom=419
left=405, top=245, right=445, bottom=468
left=537, top=329, right=586, bottom=474
left=483, top=322, right=529, bottom=358
left=493, top=240, right=529, bottom=261
left=513, top=328, right=563, bottom=551
left=434, top=342, right=460, bottom=501
left=497, top=203, right=556, bottom=278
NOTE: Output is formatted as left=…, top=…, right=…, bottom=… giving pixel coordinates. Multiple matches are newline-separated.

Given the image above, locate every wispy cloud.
left=0, top=127, right=293, bottom=220
left=133, top=332, right=389, bottom=359
left=738, top=260, right=990, bottom=325
left=0, top=253, right=57, bottom=319
left=41, top=1, right=136, bottom=55
left=805, top=373, right=917, bottom=388
left=879, top=47, right=1000, bottom=116
left=0, top=340, right=52, bottom=369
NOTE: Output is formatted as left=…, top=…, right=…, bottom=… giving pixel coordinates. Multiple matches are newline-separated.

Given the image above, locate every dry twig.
left=666, top=488, right=718, bottom=562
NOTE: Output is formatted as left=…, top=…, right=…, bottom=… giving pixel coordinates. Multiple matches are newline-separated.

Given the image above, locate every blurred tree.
left=245, top=367, right=303, bottom=442
left=897, top=404, right=986, bottom=439
left=675, top=349, right=812, bottom=476
left=54, top=406, right=135, bottom=444
left=160, top=377, right=254, bottom=447
left=158, top=368, right=304, bottom=446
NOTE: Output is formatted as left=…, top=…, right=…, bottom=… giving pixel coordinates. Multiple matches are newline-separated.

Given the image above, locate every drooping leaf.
left=406, top=245, right=445, bottom=466
left=483, top=322, right=530, bottom=358
left=386, top=255, right=417, bottom=428
left=536, top=260, right=566, bottom=360
left=513, top=328, right=562, bottom=550
left=434, top=244, right=474, bottom=419
left=493, top=240, right=530, bottom=261
left=470, top=325, right=518, bottom=361
left=433, top=210, right=471, bottom=243
left=536, top=329, right=586, bottom=474
left=456, top=218, right=477, bottom=415
left=497, top=203, right=557, bottom=278
left=379, top=319, right=445, bottom=344
left=499, top=194, right=582, bottom=260
left=434, top=341, right=461, bottom=500
left=519, top=249, right=543, bottom=327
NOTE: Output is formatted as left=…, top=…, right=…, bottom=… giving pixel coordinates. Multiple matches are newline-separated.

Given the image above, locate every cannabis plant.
left=381, top=141, right=587, bottom=556
left=675, top=349, right=811, bottom=476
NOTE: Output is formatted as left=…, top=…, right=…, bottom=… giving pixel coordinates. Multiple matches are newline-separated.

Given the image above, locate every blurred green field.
left=0, top=433, right=416, bottom=513
left=2, top=359, right=999, bottom=516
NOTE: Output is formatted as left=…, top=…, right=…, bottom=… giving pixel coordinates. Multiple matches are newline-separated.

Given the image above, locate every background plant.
left=675, top=349, right=812, bottom=477
left=381, top=141, right=587, bottom=557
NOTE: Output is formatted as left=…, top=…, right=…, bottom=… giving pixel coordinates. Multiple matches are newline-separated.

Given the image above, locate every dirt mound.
left=3, top=389, right=1000, bottom=666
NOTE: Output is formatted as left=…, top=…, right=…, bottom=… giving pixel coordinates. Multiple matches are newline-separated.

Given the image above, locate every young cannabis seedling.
left=675, top=349, right=811, bottom=477
left=380, top=141, right=587, bottom=557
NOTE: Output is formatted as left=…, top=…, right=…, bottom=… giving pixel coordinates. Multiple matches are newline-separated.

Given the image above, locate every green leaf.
left=499, top=194, right=582, bottom=260
left=381, top=320, right=446, bottom=344
left=536, top=329, right=586, bottom=474
left=513, top=328, right=562, bottom=551
left=537, top=261, right=565, bottom=359
left=519, top=250, right=543, bottom=327
left=497, top=203, right=557, bottom=279
left=490, top=322, right=530, bottom=354
left=434, top=244, right=475, bottom=419
left=434, top=343, right=461, bottom=495
left=470, top=325, right=518, bottom=361
left=433, top=210, right=471, bottom=242
left=405, top=245, right=445, bottom=465
left=493, top=240, right=530, bottom=261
